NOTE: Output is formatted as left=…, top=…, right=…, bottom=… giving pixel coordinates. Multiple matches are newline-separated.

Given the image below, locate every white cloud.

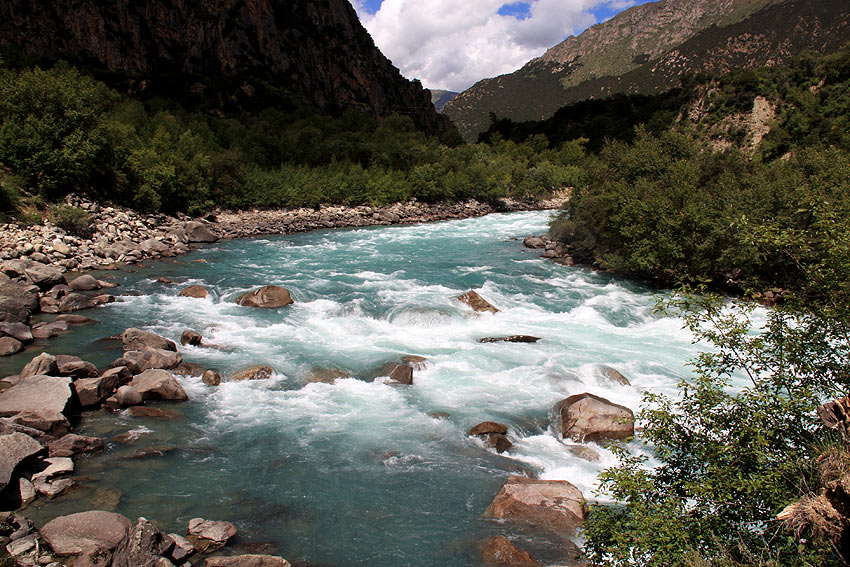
left=357, top=0, right=606, bottom=92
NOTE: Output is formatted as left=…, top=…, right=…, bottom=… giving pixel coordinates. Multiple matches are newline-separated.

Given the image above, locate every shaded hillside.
left=0, top=0, right=451, bottom=134
left=445, top=0, right=850, bottom=140
left=430, top=89, right=459, bottom=112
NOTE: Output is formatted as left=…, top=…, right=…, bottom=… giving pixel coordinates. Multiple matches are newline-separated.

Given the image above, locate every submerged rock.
left=205, top=556, right=291, bottom=567
left=387, top=364, right=413, bottom=385
left=480, top=536, right=540, bottom=566
left=48, top=434, right=105, bottom=457
left=479, top=335, right=540, bottom=344
left=180, top=330, right=202, bottom=346
left=457, top=290, right=499, bottom=313
left=469, top=422, right=512, bottom=454
left=235, top=286, right=294, bottom=309
left=178, top=285, right=209, bottom=299
left=599, top=365, right=631, bottom=386
left=487, top=476, right=586, bottom=535
left=202, top=369, right=222, bottom=386
left=231, top=365, right=275, bottom=382
left=555, top=393, right=634, bottom=443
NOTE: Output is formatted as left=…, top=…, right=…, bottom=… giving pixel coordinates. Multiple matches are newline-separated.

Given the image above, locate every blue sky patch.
left=498, top=2, right=532, bottom=20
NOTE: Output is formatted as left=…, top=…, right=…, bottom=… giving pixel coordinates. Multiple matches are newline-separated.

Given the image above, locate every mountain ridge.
left=0, top=0, right=451, bottom=134
left=444, top=0, right=850, bottom=140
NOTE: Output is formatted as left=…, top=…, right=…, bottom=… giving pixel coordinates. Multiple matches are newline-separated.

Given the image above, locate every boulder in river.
left=236, top=286, right=294, bottom=309
left=231, top=365, right=275, bottom=382
left=487, top=476, right=586, bottom=535
left=387, top=363, right=413, bottom=385
left=41, top=510, right=132, bottom=556
left=58, top=293, right=97, bottom=312
left=457, top=290, right=499, bottom=313
left=479, top=336, right=540, bottom=344
left=480, top=536, right=540, bottom=566
left=401, top=355, right=428, bottom=371
left=0, top=336, right=23, bottom=356
left=110, top=517, right=175, bottom=567
left=68, top=274, right=101, bottom=291
left=0, top=277, right=40, bottom=324
left=181, top=330, right=202, bottom=346
left=112, top=385, right=143, bottom=407
left=48, top=434, right=105, bottom=457
left=122, top=328, right=177, bottom=352
left=469, top=422, right=512, bottom=454
left=123, top=348, right=183, bottom=372
left=599, top=365, right=631, bottom=386
left=9, top=409, right=70, bottom=437
left=205, top=556, right=292, bottom=567
left=129, top=370, right=189, bottom=401
left=178, top=285, right=209, bottom=299
left=0, top=375, right=75, bottom=417
left=0, top=321, right=34, bottom=343
left=555, top=393, right=634, bottom=443
left=202, top=369, right=222, bottom=386
left=20, top=352, right=58, bottom=378
left=522, top=235, right=546, bottom=249
left=0, top=432, right=43, bottom=492
left=56, top=355, right=99, bottom=378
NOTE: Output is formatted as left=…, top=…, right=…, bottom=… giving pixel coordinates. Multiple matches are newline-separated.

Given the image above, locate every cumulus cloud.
left=356, top=0, right=631, bottom=92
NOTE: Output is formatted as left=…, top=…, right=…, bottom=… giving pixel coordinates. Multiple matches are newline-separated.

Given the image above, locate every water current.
left=11, top=210, right=703, bottom=566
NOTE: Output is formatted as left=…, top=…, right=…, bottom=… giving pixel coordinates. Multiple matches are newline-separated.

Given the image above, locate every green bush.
left=49, top=204, right=93, bottom=238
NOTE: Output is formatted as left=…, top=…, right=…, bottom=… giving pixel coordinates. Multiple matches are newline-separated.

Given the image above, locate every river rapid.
left=13, top=210, right=702, bottom=566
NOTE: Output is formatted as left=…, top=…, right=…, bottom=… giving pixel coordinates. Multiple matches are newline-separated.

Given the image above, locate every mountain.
left=0, top=0, right=451, bottom=135
left=444, top=0, right=850, bottom=140
left=429, top=89, right=459, bottom=112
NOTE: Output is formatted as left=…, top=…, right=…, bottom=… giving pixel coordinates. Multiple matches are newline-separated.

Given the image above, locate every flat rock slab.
left=0, top=375, right=74, bottom=417
left=0, top=432, right=43, bottom=491
left=32, top=456, right=74, bottom=483
left=487, top=476, right=586, bottom=535
left=188, top=518, right=237, bottom=543
left=41, top=511, right=132, bottom=556
left=48, top=434, right=105, bottom=457
left=206, top=555, right=291, bottom=567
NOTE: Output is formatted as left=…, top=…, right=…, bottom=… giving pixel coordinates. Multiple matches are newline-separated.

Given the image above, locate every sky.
left=351, top=0, right=656, bottom=92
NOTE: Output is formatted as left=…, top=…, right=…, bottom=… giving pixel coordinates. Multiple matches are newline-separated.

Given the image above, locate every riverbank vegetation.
left=0, top=56, right=581, bottom=218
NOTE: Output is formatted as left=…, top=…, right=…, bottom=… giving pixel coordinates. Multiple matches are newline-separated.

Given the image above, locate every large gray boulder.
left=555, top=393, right=634, bottom=443
left=74, top=373, right=122, bottom=408
left=206, top=556, right=291, bottom=567
left=486, top=476, right=586, bottom=535
left=0, top=336, right=23, bottom=356
left=0, top=321, right=34, bottom=343
left=0, top=375, right=75, bottom=417
left=184, top=221, right=219, bottom=243
left=0, top=278, right=40, bottom=324
left=129, top=370, right=189, bottom=401
left=56, top=355, right=99, bottom=378
left=236, top=286, right=294, bottom=309
left=23, top=261, right=66, bottom=290
left=0, top=432, right=43, bottom=492
left=59, top=293, right=97, bottom=312
left=122, top=328, right=177, bottom=352
left=123, top=348, right=182, bottom=372
left=110, top=517, right=174, bottom=567
left=41, top=511, right=132, bottom=556
left=69, top=275, right=101, bottom=291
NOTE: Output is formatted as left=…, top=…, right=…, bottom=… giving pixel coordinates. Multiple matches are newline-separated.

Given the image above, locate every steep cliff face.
left=444, top=0, right=850, bottom=140
left=0, top=0, right=450, bottom=134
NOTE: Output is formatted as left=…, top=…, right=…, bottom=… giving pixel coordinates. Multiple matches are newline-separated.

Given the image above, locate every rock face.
left=0, top=277, right=40, bottom=324
left=0, top=432, right=43, bottom=492
left=206, top=556, right=292, bottom=567
left=457, top=290, right=500, bottom=313
left=236, top=286, right=294, bottom=309
left=556, top=393, right=634, bottom=443
left=444, top=0, right=850, bottom=140
left=487, top=476, right=586, bottom=534
left=0, top=0, right=450, bottom=135
left=40, top=511, right=132, bottom=556
left=480, top=536, right=540, bottom=566
left=129, top=370, right=189, bottom=401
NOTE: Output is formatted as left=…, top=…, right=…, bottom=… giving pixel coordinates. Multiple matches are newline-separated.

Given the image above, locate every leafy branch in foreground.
left=582, top=292, right=850, bottom=566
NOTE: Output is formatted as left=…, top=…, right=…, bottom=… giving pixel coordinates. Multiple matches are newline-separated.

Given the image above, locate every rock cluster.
left=523, top=234, right=575, bottom=266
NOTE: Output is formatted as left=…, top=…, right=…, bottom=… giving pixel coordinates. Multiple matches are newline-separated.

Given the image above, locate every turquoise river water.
left=7, top=210, right=704, bottom=566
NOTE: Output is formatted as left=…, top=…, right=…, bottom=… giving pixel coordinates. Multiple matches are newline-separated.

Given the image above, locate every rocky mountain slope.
left=430, top=89, right=460, bottom=112
left=444, top=0, right=850, bottom=140
left=0, top=0, right=451, bottom=134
